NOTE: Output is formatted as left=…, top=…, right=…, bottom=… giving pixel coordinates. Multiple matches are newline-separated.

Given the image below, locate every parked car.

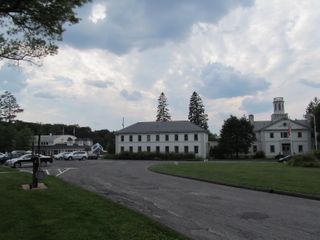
left=0, top=152, right=9, bottom=165
left=278, top=155, right=292, bottom=163
left=53, top=152, right=69, bottom=160
left=64, top=151, right=88, bottom=160
left=87, top=152, right=99, bottom=160
left=5, top=154, right=53, bottom=168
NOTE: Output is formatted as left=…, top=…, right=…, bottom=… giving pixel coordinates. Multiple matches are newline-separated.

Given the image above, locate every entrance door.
left=282, top=143, right=291, bottom=155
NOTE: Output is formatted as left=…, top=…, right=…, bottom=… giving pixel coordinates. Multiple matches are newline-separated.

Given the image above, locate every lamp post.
left=313, top=114, right=318, bottom=151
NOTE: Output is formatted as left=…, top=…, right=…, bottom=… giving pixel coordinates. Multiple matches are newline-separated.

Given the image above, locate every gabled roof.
left=253, top=118, right=310, bottom=132
left=115, top=121, right=207, bottom=134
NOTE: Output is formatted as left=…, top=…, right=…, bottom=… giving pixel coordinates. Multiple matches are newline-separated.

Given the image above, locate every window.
left=156, top=135, right=160, bottom=141
left=138, top=135, right=142, bottom=141
left=184, top=134, right=188, bottom=141
left=270, top=145, right=275, bottom=153
left=165, top=146, right=170, bottom=153
left=281, top=132, right=288, bottom=138
left=253, top=145, right=257, bottom=153
left=121, top=135, right=124, bottom=142
left=165, top=134, right=169, bottom=141
left=129, top=135, right=133, bottom=142
left=121, top=146, right=124, bottom=152
left=184, top=146, right=189, bottom=153
left=147, top=146, right=151, bottom=152
left=194, top=146, right=199, bottom=154
left=194, top=134, right=198, bottom=141
left=129, top=146, right=133, bottom=152
left=156, top=146, right=160, bottom=153
left=138, top=146, right=142, bottom=152
left=298, top=145, right=303, bottom=153
left=298, top=132, right=302, bottom=138
left=174, top=146, right=179, bottom=153
left=270, top=132, right=274, bottom=138
left=175, top=134, right=179, bottom=141
left=147, top=135, right=150, bottom=141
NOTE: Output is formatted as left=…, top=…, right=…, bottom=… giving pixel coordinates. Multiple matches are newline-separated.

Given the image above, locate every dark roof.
left=115, top=121, right=207, bottom=134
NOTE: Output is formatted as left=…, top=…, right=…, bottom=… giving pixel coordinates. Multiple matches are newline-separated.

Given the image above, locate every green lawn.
left=0, top=166, right=187, bottom=240
left=150, top=161, right=320, bottom=197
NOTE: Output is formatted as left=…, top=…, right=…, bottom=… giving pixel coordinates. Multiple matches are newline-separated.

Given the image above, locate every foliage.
left=219, top=115, right=256, bottom=158
left=254, top=151, right=265, bottom=159
left=156, top=92, right=171, bottom=122
left=287, top=154, right=320, bottom=168
left=150, top=162, right=320, bottom=197
left=313, top=150, right=320, bottom=160
left=0, top=120, right=115, bottom=153
left=305, top=97, right=320, bottom=143
left=188, top=91, right=208, bottom=130
left=0, top=91, right=23, bottom=122
left=110, top=152, right=197, bottom=161
left=209, top=145, right=227, bottom=159
left=0, top=0, right=90, bottom=64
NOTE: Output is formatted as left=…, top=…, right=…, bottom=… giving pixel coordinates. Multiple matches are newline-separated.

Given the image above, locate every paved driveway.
left=44, top=160, right=320, bottom=240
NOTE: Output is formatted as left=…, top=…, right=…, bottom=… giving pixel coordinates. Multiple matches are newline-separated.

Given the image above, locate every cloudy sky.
left=1, top=0, right=319, bottom=134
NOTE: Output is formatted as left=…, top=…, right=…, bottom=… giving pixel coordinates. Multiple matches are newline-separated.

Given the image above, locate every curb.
left=149, top=168, right=320, bottom=202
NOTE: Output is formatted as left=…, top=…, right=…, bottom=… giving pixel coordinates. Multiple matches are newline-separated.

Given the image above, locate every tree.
left=305, top=97, right=320, bottom=144
left=156, top=92, right=171, bottom=122
left=188, top=91, right=209, bottom=130
left=0, top=91, right=23, bottom=122
left=0, top=0, right=90, bottom=64
left=219, top=115, right=255, bottom=158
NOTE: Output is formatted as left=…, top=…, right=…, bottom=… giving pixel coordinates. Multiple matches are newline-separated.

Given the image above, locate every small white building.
left=250, top=97, right=312, bottom=157
left=115, top=121, right=209, bottom=158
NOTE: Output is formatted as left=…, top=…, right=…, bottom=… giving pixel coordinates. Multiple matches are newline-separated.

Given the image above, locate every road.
left=33, top=160, right=320, bottom=240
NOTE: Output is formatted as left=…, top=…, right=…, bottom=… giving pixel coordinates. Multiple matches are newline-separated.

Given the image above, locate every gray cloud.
left=120, top=89, right=143, bottom=101
left=86, top=80, right=113, bottom=88
left=0, top=66, right=27, bottom=93
left=64, top=0, right=254, bottom=54
left=300, top=79, right=320, bottom=88
left=55, top=76, right=74, bottom=86
left=199, top=63, right=270, bottom=99
left=241, top=97, right=272, bottom=114
left=34, top=92, right=58, bottom=99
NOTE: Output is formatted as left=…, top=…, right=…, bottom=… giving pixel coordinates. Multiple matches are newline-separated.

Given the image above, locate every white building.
left=115, top=121, right=209, bottom=158
left=250, top=97, right=312, bottom=157
left=33, top=134, right=93, bottom=155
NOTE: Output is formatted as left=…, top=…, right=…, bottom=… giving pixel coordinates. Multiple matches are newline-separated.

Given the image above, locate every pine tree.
left=188, top=91, right=208, bottom=130
left=156, top=92, right=171, bottom=122
left=0, top=91, right=24, bottom=122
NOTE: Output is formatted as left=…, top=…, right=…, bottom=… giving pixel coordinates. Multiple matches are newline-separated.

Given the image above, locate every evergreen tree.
left=0, top=91, right=24, bottom=122
left=305, top=97, right=320, bottom=144
left=156, top=92, right=171, bottom=122
left=219, top=115, right=255, bottom=159
left=188, top=91, right=209, bottom=130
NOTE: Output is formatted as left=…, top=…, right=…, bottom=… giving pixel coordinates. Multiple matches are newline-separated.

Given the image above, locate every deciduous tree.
left=0, top=91, right=23, bottom=122
left=0, top=0, right=90, bottom=64
left=219, top=115, right=255, bottom=158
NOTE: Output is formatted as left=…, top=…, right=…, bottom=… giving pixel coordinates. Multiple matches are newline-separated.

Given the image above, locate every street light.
left=306, top=113, right=318, bottom=151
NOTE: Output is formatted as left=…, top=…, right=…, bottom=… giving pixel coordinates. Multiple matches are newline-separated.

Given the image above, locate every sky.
left=1, top=0, right=319, bottom=134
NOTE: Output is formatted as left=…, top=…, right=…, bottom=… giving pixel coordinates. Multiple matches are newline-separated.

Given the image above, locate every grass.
left=150, top=161, right=320, bottom=197
left=0, top=166, right=187, bottom=240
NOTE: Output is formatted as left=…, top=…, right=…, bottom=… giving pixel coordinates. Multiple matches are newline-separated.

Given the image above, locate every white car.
left=64, top=151, right=88, bottom=160
left=53, top=152, right=68, bottom=160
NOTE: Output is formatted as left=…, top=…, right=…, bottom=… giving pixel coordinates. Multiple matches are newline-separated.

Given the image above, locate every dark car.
left=6, top=154, right=53, bottom=168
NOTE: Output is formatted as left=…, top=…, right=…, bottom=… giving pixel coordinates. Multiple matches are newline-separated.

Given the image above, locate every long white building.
left=115, top=121, right=209, bottom=158
left=250, top=97, right=312, bottom=157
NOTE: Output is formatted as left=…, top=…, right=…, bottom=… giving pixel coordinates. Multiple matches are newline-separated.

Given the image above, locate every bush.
left=110, top=152, right=198, bottom=161
left=287, top=154, right=320, bottom=168
left=313, top=150, right=320, bottom=160
left=253, top=151, right=265, bottom=159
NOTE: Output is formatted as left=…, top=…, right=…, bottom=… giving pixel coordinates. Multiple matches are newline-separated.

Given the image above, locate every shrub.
left=111, top=152, right=198, bottom=161
left=287, top=154, right=320, bottom=168
left=313, top=150, right=320, bottom=160
left=254, top=151, right=265, bottom=159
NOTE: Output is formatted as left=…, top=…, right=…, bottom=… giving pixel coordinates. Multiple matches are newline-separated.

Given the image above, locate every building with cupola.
left=250, top=97, right=312, bottom=157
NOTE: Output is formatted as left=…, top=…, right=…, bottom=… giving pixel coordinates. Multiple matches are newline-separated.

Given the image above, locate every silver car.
left=64, top=151, right=88, bottom=160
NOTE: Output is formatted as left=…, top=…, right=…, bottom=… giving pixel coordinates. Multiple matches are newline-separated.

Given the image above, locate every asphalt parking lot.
left=20, top=160, right=320, bottom=240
